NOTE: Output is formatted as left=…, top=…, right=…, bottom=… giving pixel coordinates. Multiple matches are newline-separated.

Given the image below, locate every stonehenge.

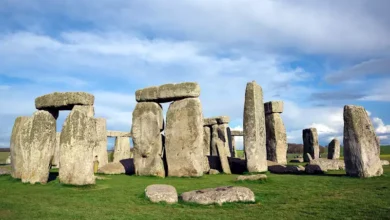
left=302, top=128, right=319, bottom=162
left=343, top=105, right=383, bottom=178
left=327, top=138, right=340, bottom=160
left=94, top=118, right=108, bottom=168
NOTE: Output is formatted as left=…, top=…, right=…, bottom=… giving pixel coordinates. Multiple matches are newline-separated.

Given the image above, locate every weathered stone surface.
left=309, top=158, right=345, bottom=171
left=22, top=111, right=56, bottom=184
left=327, top=138, right=340, bottom=160
left=132, top=102, right=165, bottom=177
left=208, top=169, right=220, bottom=175
left=230, top=130, right=244, bottom=136
left=265, top=113, right=287, bottom=165
left=244, top=81, right=267, bottom=172
left=165, top=98, right=203, bottom=177
left=106, top=130, right=132, bottom=137
left=35, top=92, right=94, bottom=111
left=181, top=186, right=255, bottom=205
left=268, top=165, right=305, bottom=174
left=343, top=105, right=383, bottom=178
left=219, top=124, right=231, bottom=157
left=381, top=160, right=389, bottom=166
left=10, top=116, right=30, bottom=179
left=113, top=137, right=131, bottom=163
left=203, top=116, right=230, bottom=126
left=136, top=82, right=200, bottom=103
left=51, top=132, right=61, bottom=167
left=94, top=118, right=108, bottom=169
left=5, top=155, right=11, bottom=164
left=97, top=162, right=125, bottom=174
left=231, top=136, right=237, bottom=158
left=203, top=156, right=210, bottom=173
left=264, top=101, right=284, bottom=114
left=303, top=128, right=319, bottom=162
left=305, top=164, right=325, bottom=174
left=59, top=106, right=96, bottom=185
left=203, top=126, right=211, bottom=156
left=210, top=125, right=219, bottom=156
left=212, top=125, right=231, bottom=174
left=145, top=184, right=178, bottom=204
left=236, top=174, right=267, bottom=181
left=227, top=127, right=235, bottom=157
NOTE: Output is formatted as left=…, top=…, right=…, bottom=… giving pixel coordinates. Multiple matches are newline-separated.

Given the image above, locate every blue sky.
left=1, top=0, right=390, bottom=149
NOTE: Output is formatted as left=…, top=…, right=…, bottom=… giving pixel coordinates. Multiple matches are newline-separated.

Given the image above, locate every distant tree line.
left=0, top=148, right=10, bottom=152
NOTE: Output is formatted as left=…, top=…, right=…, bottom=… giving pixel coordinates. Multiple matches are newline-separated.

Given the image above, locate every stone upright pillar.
left=303, top=128, right=319, bottom=162
left=10, top=116, right=30, bottom=179
left=244, top=81, right=267, bottom=172
left=94, top=118, right=108, bottom=168
left=212, top=125, right=231, bottom=174
left=113, top=137, right=131, bottom=163
left=227, top=127, right=235, bottom=158
left=264, top=101, right=287, bottom=165
left=203, top=126, right=211, bottom=156
left=327, top=138, right=340, bottom=160
left=52, top=132, right=61, bottom=167
left=165, top=98, right=203, bottom=177
left=343, top=105, right=383, bottom=178
left=132, top=102, right=165, bottom=177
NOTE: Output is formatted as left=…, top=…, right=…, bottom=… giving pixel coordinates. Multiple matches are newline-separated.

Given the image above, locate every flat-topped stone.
left=264, top=101, right=283, bottom=114
left=230, top=130, right=243, bottom=136
left=145, top=184, right=178, bottom=204
left=107, top=131, right=132, bottom=137
left=136, top=82, right=200, bottom=103
left=203, top=116, right=230, bottom=126
left=35, top=92, right=94, bottom=110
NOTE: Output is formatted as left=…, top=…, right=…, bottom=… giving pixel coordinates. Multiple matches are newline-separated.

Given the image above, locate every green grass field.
left=1, top=149, right=390, bottom=219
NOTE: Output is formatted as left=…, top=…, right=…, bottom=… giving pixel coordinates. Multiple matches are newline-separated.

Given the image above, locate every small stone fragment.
left=236, top=174, right=267, bottom=181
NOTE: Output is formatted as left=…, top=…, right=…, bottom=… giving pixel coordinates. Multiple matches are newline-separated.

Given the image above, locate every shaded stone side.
left=227, top=127, right=235, bottom=157
left=210, top=125, right=219, bottom=156
left=165, top=98, right=203, bottom=177
left=327, top=138, right=340, bottom=160
left=303, top=128, right=319, bottom=162
left=265, top=113, right=287, bottom=165
left=219, top=124, right=231, bottom=157
left=52, top=132, right=61, bottom=167
left=243, top=81, right=267, bottom=172
left=131, top=102, right=165, bottom=177
left=10, top=116, right=30, bottom=179
left=136, top=82, right=200, bottom=103
left=94, top=118, right=108, bottom=168
left=23, top=110, right=56, bottom=184
left=113, top=137, right=131, bottom=163
left=35, top=92, right=94, bottom=111
left=203, top=126, right=211, bottom=156
left=59, top=106, right=96, bottom=185
left=212, top=126, right=231, bottom=174
left=343, top=105, right=383, bottom=178
left=264, top=101, right=283, bottom=114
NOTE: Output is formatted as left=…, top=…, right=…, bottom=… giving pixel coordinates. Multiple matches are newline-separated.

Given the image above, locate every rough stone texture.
left=145, top=184, right=178, bottom=204
left=244, top=81, right=267, bottom=172
left=52, top=132, right=61, bottom=167
left=22, top=110, right=56, bottom=184
left=165, top=98, right=203, bottom=177
left=113, top=137, right=131, bottom=163
left=210, top=125, right=219, bottom=156
left=327, top=138, right=340, bottom=160
left=265, top=113, right=287, bottom=165
left=381, top=160, right=389, bottom=166
left=131, top=102, right=165, bottom=177
left=94, top=118, right=108, bottom=169
left=236, top=174, right=267, bottom=181
left=106, top=131, right=132, bottom=137
left=303, top=128, right=320, bottom=162
left=305, top=164, right=325, bottom=174
left=10, top=116, right=30, bottom=179
left=230, top=130, right=244, bottom=136
left=208, top=169, right=220, bottom=175
left=343, top=105, right=383, bottom=178
left=309, top=159, right=345, bottom=171
left=203, top=126, right=211, bottom=156
left=35, top=92, right=94, bottom=111
left=97, top=162, right=125, bottom=174
left=219, top=124, right=231, bottom=157
left=268, top=165, right=305, bottom=174
left=59, top=105, right=96, bottom=185
left=227, top=127, right=235, bottom=157
left=264, top=101, right=284, bottom=114
left=212, top=125, right=231, bottom=174
left=181, top=186, right=255, bottom=205
left=203, top=116, right=230, bottom=126
left=136, top=82, right=200, bottom=103
left=203, top=156, right=210, bottom=173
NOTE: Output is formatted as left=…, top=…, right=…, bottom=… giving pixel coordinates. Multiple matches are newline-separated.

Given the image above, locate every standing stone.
left=219, top=124, right=231, bottom=157
left=165, top=98, right=203, bottom=177
left=210, top=125, right=219, bottom=156
left=113, top=137, right=131, bottom=163
left=10, top=116, right=30, bottom=179
left=94, top=118, right=108, bottom=168
left=131, top=102, right=165, bottom=177
left=343, top=105, right=383, bottom=178
left=52, top=132, right=61, bottom=167
left=59, top=106, right=96, bottom=185
left=244, top=81, right=267, bottom=172
left=265, top=113, right=287, bottom=165
left=227, top=127, right=236, bottom=157
left=231, top=136, right=237, bottom=158
left=23, top=110, right=56, bottom=184
left=303, top=128, right=319, bottom=162
left=212, top=126, right=231, bottom=174
left=327, top=138, right=340, bottom=160
left=203, top=126, right=211, bottom=156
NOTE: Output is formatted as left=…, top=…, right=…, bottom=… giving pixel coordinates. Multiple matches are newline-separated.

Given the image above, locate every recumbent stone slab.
left=106, top=130, right=132, bottom=137
left=136, top=82, right=200, bottom=103
left=145, top=184, right=178, bottom=204
left=35, top=92, right=94, bottom=111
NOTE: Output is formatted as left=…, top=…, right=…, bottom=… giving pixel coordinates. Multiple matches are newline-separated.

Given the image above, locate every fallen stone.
left=309, top=158, right=345, bottom=171
left=381, top=160, right=389, bottom=166
left=265, top=113, right=287, bottom=165
left=35, top=92, right=94, bottom=111
left=165, top=98, right=203, bottom=177
left=305, top=164, right=325, bottom=174
left=236, top=174, right=267, bottom=181
left=132, top=102, right=165, bottom=177
left=94, top=118, right=108, bottom=169
left=10, top=116, right=30, bottom=179
left=208, top=169, right=220, bottom=175
left=145, top=184, right=178, bottom=204
left=244, top=81, right=267, bottom=172
left=227, top=127, right=235, bottom=157
left=181, top=186, right=255, bottom=205
left=264, top=101, right=283, bottom=114
left=212, top=125, right=231, bottom=174
left=113, top=137, right=131, bottom=163
left=268, top=165, right=305, bottom=174
left=136, top=82, right=200, bottom=103
left=327, top=138, right=340, bottom=160
left=106, top=130, right=132, bottom=137
left=230, top=130, right=244, bottom=136
left=303, top=128, right=319, bottom=162
left=97, top=162, right=125, bottom=175
left=343, top=105, right=383, bottom=178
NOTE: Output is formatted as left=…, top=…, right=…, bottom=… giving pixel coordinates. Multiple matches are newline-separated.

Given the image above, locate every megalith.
left=94, top=118, right=108, bottom=168
left=52, top=132, right=61, bottom=167
left=165, top=98, right=203, bottom=177
left=10, top=116, right=30, bottom=179
left=243, top=81, right=267, bottom=172
left=131, top=102, right=165, bottom=177
left=113, top=137, right=131, bottom=163
left=23, top=110, right=56, bottom=184
left=327, top=138, right=340, bottom=160
left=212, top=125, right=231, bottom=174
left=203, top=126, right=211, bottom=156
left=265, top=101, right=287, bottom=165
left=343, top=105, right=383, bottom=178
left=59, top=105, right=96, bottom=185
left=303, top=128, right=319, bottom=162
